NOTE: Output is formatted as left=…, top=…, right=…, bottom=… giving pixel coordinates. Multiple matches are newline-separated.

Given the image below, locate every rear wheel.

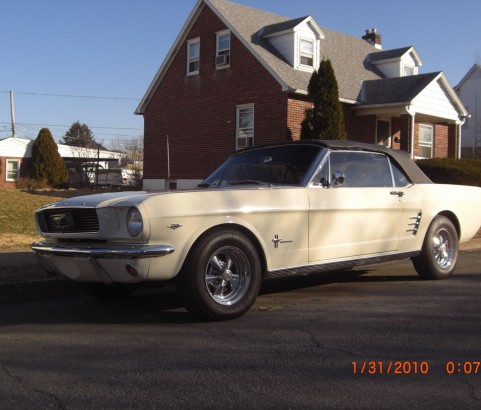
left=180, top=229, right=262, bottom=320
left=412, top=216, right=459, bottom=280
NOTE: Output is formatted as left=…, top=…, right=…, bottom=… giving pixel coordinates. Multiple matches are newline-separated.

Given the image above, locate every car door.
left=307, top=150, right=405, bottom=262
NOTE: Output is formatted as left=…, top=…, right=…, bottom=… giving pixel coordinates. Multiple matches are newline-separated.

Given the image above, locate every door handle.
left=390, top=191, right=404, bottom=198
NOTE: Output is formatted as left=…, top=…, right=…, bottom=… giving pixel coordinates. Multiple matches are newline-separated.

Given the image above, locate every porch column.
left=447, top=123, right=459, bottom=158
left=400, top=113, right=414, bottom=156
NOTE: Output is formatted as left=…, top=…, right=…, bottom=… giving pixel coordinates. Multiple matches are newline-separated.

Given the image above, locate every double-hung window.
left=236, top=105, right=254, bottom=150
left=216, top=30, right=230, bottom=68
left=418, top=124, right=433, bottom=158
left=6, top=159, right=20, bottom=181
left=187, top=38, right=200, bottom=75
left=299, top=38, right=314, bottom=68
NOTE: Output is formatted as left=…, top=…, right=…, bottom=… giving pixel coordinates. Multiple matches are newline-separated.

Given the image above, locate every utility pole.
left=10, top=90, right=16, bottom=138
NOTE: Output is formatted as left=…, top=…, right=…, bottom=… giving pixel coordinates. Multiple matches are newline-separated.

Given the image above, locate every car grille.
left=38, top=208, right=99, bottom=234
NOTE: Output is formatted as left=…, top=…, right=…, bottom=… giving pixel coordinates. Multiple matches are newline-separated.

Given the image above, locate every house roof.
left=360, top=72, right=467, bottom=117
left=0, top=137, right=33, bottom=157
left=362, top=72, right=441, bottom=105
left=367, top=46, right=422, bottom=66
left=455, top=63, right=481, bottom=91
left=260, top=16, right=315, bottom=38
left=0, top=137, right=124, bottom=161
left=135, top=0, right=465, bottom=120
left=135, top=0, right=384, bottom=114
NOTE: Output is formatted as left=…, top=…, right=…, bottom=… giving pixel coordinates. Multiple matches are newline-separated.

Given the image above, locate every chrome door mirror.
left=332, top=170, right=345, bottom=186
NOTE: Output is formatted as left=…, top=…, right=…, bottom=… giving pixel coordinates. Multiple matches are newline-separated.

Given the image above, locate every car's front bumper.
left=31, top=242, right=175, bottom=283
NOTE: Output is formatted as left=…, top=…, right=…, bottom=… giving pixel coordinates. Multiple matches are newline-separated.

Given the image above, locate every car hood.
left=38, top=191, right=155, bottom=210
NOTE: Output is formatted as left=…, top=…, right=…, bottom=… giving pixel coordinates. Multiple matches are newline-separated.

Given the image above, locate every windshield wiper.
left=196, top=182, right=211, bottom=189
left=229, top=180, right=271, bottom=186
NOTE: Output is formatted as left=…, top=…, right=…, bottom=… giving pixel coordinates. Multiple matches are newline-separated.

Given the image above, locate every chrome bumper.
left=31, top=242, right=175, bottom=259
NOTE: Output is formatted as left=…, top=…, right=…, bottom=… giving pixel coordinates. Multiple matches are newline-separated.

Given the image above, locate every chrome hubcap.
left=205, top=246, right=251, bottom=305
left=432, top=228, right=454, bottom=269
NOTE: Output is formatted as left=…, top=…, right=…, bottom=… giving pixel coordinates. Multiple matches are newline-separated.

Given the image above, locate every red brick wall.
left=447, top=123, right=459, bottom=158
left=143, top=6, right=288, bottom=181
left=433, top=123, right=449, bottom=158
left=287, top=96, right=310, bottom=140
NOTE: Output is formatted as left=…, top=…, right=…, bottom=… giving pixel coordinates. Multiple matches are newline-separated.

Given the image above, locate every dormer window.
left=259, top=16, right=324, bottom=72
left=216, top=30, right=230, bottom=68
left=187, top=38, right=200, bottom=75
left=403, top=65, right=416, bottom=76
left=299, top=38, right=314, bottom=68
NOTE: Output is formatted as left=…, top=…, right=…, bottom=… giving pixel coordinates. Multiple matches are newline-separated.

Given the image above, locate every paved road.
left=1, top=250, right=480, bottom=409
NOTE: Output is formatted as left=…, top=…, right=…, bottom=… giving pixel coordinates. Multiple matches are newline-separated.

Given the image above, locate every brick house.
left=135, top=0, right=468, bottom=190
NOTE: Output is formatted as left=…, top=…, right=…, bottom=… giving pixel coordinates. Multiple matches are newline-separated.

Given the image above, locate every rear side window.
left=391, top=161, right=410, bottom=187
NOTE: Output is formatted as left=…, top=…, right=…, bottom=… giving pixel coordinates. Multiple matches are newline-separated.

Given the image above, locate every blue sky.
left=2, top=0, right=480, bottom=147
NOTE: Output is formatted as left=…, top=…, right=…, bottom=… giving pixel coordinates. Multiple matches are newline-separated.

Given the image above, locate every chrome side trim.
left=266, top=251, right=420, bottom=279
left=31, top=242, right=174, bottom=259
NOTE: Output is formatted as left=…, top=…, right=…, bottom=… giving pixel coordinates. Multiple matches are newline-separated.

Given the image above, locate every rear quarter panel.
left=400, top=184, right=481, bottom=251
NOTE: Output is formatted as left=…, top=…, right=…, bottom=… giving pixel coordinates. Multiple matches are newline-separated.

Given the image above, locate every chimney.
left=362, top=28, right=382, bottom=49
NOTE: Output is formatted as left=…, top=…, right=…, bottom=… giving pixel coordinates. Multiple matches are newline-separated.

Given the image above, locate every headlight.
left=127, top=207, right=143, bottom=237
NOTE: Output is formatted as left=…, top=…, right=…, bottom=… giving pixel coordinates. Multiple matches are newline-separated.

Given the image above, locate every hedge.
left=416, top=158, right=481, bottom=187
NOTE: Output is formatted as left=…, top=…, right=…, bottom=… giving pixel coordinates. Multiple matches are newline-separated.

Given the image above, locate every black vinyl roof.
left=244, top=140, right=432, bottom=184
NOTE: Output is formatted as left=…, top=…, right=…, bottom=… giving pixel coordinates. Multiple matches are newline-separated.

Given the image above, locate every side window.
left=323, top=151, right=394, bottom=188
left=187, top=38, right=200, bottom=75
left=236, top=104, right=254, bottom=150
left=390, top=161, right=410, bottom=187
left=216, top=30, right=230, bottom=68
left=6, top=159, right=20, bottom=181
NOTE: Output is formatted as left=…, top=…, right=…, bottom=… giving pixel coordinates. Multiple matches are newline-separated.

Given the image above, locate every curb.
left=1, top=239, right=480, bottom=304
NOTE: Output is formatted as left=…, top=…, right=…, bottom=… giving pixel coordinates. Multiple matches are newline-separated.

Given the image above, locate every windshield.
left=201, top=144, right=323, bottom=188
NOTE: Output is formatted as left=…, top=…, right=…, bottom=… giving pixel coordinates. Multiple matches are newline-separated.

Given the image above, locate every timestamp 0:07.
left=445, top=361, right=481, bottom=374
left=352, top=361, right=429, bottom=375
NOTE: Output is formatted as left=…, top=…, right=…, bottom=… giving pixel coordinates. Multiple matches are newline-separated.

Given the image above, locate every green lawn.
left=0, top=189, right=65, bottom=248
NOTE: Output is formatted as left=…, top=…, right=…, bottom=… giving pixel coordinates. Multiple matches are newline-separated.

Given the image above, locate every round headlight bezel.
left=127, top=207, right=143, bottom=237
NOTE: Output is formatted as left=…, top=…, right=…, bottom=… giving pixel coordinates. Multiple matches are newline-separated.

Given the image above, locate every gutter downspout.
left=458, top=116, right=468, bottom=159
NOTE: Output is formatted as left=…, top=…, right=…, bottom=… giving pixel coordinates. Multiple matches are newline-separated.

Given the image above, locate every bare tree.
left=111, top=136, right=144, bottom=188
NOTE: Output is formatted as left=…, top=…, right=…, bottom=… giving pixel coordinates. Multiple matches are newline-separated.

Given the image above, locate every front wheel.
left=180, top=229, right=262, bottom=320
left=412, top=216, right=459, bottom=280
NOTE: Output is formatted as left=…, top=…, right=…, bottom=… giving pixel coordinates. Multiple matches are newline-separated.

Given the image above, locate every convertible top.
left=241, top=140, right=431, bottom=184
left=313, top=140, right=432, bottom=184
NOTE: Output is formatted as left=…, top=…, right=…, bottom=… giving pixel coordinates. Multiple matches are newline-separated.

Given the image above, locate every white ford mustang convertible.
left=32, top=140, right=481, bottom=320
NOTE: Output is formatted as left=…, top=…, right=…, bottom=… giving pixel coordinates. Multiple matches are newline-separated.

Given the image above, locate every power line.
left=0, top=121, right=142, bottom=131
left=0, top=90, right=140, bottom=101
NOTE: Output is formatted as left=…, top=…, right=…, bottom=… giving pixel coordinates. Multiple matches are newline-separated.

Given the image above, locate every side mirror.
left=332, top=170, right=345, bottom=186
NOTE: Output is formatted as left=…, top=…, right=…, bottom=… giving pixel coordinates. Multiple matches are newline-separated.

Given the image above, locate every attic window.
left=299, top=38, right=314, bottom=68
left=216, top=30, right=230, bottom=68
left=187, top=38, right=200, bottom=75
left=403, top=65, right=415, bottom=76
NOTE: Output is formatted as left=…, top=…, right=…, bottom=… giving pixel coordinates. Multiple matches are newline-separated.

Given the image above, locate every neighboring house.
left=136, top=0, right=468, bottom=190
left=455, top=64, right=481, bottom=157
left=0, top=136, right=124, bottom=189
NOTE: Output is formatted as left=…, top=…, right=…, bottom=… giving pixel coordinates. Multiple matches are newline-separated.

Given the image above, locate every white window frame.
left=298, top=37, right=315, bottom=69
left=216, top=30, right=230, bottom=68
left=418, top=124, right=434, bottom=159
left=236, top=104, right=254, bottom=150
left=187, top=38, right=200, bottom=75
left=403, top=64, right=415, bottom=76
left=6, top=159, right=20, bottom=181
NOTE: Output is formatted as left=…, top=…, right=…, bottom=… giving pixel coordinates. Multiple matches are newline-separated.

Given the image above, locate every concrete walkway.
left=1, top=238, right=481, bottom=304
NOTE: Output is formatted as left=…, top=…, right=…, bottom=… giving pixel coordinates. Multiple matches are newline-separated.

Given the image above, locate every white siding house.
left=0, top=137, right=124, bottom=188
left=455, top=64, right=481, bottom=157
